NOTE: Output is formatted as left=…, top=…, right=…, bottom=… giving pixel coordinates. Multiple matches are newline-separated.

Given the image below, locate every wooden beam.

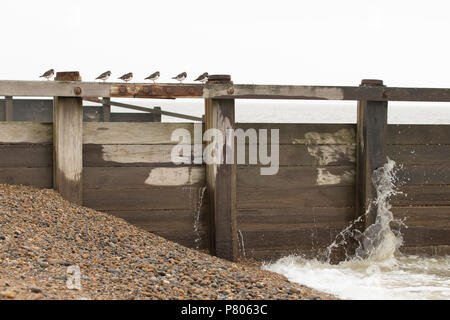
left=355, top=79, right=388, bottom=229
left=5, top=96, right=13, bottom=121
left=205, top=75, right=238, bottom=261
left=53, top=72, right=83, bottom=204
left=1, top=79, right=450, bottom=101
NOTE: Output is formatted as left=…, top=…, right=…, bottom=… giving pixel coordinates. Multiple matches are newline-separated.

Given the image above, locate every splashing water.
left=238, top=229, right=246, bottom=259
left=193, top=186, right=207, bottom=250
left=264, top=159, right=450, bottom=300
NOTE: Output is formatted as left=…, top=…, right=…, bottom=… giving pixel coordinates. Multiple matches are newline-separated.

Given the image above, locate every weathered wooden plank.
left=387, top=124, right=450, bottom=145
left=236, top=123, right=356, bottom=145
left=83, top=106, right=102, bottom=122
left=205, top=77, right=238, bottom=261
left=2, top=80, right=450, bottom=101
left=0, top=122, right=52, bottom=143
left=0, top=80, right=110, bottom=97
left=83, top=186, right=203, bottom=210
left=392, top=207, right=450, bottom=228
left=105, top=209, right=209, bottom=233
left=392, top=185, right=450, bottom=206
left=395, top=165, right=450, bottom=185
left=83, top=144, right=202, bottom=167
left=237, top=186, right=355, bottom=209
left=400, top=227, right=449, bottom=246
left=399, top=245, right=450, bottom=256
left=387, top=145, right=450, bottom=165
left=237, top=207, right=354, bottom=230
left=0, top=167, right=52, bottom=188
left=2, top=99, right=53, bottom=122
left=53, top=72, right=83, bottom=204
left=238, top=166, right=355, bottom=188
left=110, top=83, right=203, bottom=99
left=205, top=83, right=450, bottom=101
left=356, top=80, right=388, bottom=229
left=0, top=144, right=52, bottom=167
left=83, top=122, right=196, bottom=145
left=239, top=228, right=342, bottom=250
left=83, top=167, right=205, bottom=188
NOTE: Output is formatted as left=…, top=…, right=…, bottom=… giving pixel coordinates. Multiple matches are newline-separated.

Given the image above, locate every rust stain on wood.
left=110, top=84, right=203, bottom=98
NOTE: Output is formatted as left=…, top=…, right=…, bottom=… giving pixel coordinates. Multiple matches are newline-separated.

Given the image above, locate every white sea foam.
left=264, top=159, right=450, bottom=300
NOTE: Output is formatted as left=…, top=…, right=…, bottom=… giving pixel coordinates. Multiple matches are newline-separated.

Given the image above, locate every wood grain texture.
left=83, top=186, right=204, bottom=211
left=392, top=207, right=450, bottom=228
left=0, top=167, right=52, bottom=188
left=53, top=96, right=83, bottom=204
left=387, top=124, right=450, bottom=145
left=205, top=96, right=238, bottom=261
left=236, top=123, right=356, bottom=145
left=237, top=185, right=355, bottom=209
left=391, top=185, right=450, bottom=206
left=0, top=123, right=52, bottom=143
left=0, top=144, right=52, bottom=167
left=237, top=207, right=354, bottom=230
left=83, top=144, right=202, bottom=167
left=238, top=166, right=355, bottom=188
left=83, top=167, right=204, bottom=188
left=356, top=95, right=388, bottom=228
left=82, top=122, right=196, bottom=145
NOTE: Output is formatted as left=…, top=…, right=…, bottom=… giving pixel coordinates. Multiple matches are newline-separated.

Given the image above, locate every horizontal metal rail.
left=2, top=80, right=450, bottom=101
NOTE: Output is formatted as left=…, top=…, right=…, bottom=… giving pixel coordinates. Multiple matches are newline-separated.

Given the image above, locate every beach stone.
left=0, top=184, right=337, bottom=300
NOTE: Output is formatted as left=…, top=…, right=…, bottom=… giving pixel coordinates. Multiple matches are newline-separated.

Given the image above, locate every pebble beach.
left=0, top=184, right=335, bottom=300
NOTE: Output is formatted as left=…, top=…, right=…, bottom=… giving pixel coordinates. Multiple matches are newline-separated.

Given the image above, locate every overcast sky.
left=2, top=0, right=450, bottom=88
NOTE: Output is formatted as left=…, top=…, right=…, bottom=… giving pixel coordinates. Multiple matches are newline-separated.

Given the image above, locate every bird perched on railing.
left=194, top=72, right=209, bottom=84
left=172, top=72, right=187, bottom=83
left=40, top=69, right=54, bottom=80
left=96, top=71, right=111, bottom=82
left=145, top=71, right=160, bottom=83
left=118, top=72, right=133, bottom=82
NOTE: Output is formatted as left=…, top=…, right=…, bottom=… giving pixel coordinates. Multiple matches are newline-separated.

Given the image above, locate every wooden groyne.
left=0, top=72, right=449, bottom=261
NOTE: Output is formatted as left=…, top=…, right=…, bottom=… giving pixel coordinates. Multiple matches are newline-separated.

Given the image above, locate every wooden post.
left=153, top=106, right=162, bottom=122
left=356, top=79, right=388, bottom=228
left=5, top=96, right=13, bottom=121
left=102, top=97, right=111, bottom=122
left=53, top=72, right=83, bottom=204
left=205, top=75, right=238, bottom=261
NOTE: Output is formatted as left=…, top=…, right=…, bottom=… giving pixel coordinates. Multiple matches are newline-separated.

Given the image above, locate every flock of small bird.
left=39, top=69, right=209, bottom=83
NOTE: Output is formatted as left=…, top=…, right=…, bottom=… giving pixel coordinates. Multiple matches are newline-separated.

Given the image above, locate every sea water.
left=111, top=99, right=450, bottom=300
left=264, top=159, right=450, bottom=300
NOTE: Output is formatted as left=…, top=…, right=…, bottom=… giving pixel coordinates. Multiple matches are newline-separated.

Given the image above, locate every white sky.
left=2, top=0, right=450, bottom=88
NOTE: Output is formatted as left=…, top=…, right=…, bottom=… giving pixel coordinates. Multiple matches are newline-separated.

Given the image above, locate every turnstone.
left=172, top=72, right=187, bottom=83
left=40, top=69, right=55, bottom=80
left=118, top=72, right=133, bottom=82
left=96, top=71, right=111, bottom=81
left=194, top=72, right=208, bottom=83
left=145, top=71, right=160, bottom=83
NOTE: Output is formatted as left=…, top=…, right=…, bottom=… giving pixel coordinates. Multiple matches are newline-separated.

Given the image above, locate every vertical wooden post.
left=53, top=72, right=83, bottom=204
left=153, top=106, right=162, bottom=122
left=5, top=96, right=13, bottom=121
left=102, top=97, right=111, bottom=122
left=205, top=75, right=238, bottom=261
left=356, top=79, right=388, bottom=228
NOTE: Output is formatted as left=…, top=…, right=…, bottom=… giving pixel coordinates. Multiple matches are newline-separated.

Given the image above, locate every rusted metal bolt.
left=74, top=87, right=82, bottom=95
left=119, top=85, right=127, bottom=93
left=188, top=88, right=194, bottom=94
left=227, top=87, right=235, bottom=95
